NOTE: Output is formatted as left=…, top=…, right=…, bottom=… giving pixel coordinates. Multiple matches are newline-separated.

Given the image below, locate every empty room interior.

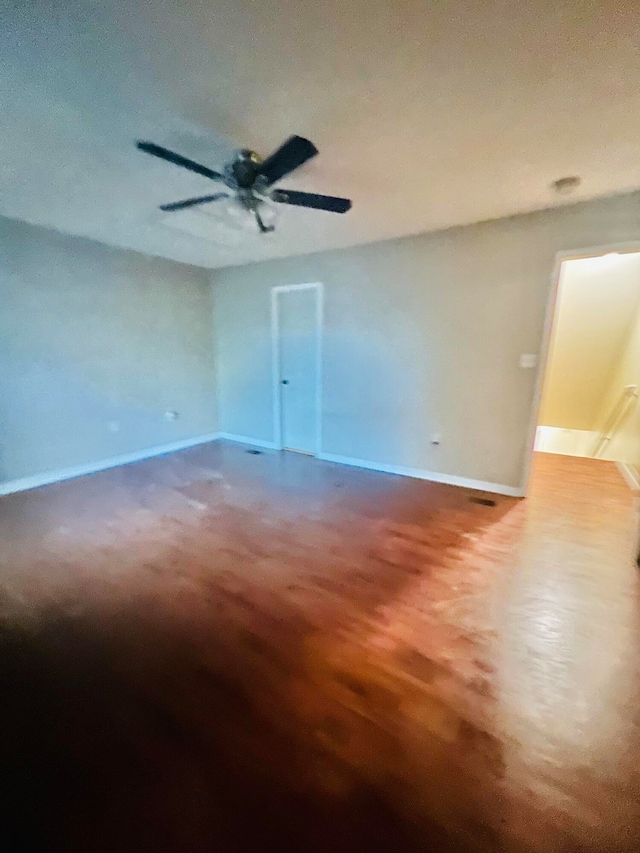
left=2, top=2, right=640, bottom=852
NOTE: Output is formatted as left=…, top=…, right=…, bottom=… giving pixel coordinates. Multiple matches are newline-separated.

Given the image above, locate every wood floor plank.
left=0, top=444, right=638, bottom=851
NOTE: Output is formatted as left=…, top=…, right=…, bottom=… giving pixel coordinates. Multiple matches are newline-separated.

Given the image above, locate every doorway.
left=530, top=250, right=640, bottom=489
left=271, top=283, right=323, bottom=455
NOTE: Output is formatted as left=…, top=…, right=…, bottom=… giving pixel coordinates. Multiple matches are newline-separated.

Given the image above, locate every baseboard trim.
left=616, top=461, right=640, bottom=492
left=0, top=433, right=221, bottom=497
left=0, top=435, right=524, bottom=499
left=217, top=433, right=279, bottom=450
left=317, top=452, right=523, bottom=497
left=534, top=425, right=597, bottom=457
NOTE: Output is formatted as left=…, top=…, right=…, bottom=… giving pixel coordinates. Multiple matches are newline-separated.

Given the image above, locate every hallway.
left=1, top=445, right=638, bottom=852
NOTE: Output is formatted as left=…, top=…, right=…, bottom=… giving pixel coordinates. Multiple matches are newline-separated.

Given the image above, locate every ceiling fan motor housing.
left=230, top=149, right=263, bottom=188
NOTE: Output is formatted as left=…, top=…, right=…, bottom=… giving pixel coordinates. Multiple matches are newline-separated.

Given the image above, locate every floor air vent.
left=468, top=496, right=496, bottom=507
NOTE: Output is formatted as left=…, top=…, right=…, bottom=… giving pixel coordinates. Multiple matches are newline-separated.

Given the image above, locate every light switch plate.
left=519, top=353, right=538, bottom=369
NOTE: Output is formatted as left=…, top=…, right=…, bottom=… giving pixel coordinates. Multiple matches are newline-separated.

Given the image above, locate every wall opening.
left=533, top=251, right=640, bottom=478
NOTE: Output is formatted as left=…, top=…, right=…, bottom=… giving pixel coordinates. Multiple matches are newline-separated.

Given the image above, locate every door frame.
left=270, top=282, right=324, bottom=455
left=521, top=240, right=640, bottom=497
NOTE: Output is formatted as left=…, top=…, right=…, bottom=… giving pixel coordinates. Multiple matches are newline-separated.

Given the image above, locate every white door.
left=274, top=284, right=321, bottom=454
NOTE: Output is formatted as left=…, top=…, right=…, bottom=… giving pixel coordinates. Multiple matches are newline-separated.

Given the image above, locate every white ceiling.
left=3, top=0, right=640, bottom=270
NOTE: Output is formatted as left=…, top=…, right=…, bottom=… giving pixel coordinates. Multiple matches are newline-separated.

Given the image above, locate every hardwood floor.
left=1, top=443, right=638, bottom=852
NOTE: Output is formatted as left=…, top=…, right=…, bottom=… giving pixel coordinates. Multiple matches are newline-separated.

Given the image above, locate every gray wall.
left=0, top=216, right=216, bottom=483
left=212, top=191, right=640, bottom=491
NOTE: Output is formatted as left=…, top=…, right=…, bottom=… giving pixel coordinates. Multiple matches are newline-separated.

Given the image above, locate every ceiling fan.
left=136, top=135, right=352, bottom=233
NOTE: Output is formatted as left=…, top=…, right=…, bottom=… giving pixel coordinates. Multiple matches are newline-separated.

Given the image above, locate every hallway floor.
left=1, top=445, right=638, bottom=852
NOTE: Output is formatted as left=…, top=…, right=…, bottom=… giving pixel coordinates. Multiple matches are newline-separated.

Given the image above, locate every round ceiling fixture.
left=552, top=175, right=581, bottom=195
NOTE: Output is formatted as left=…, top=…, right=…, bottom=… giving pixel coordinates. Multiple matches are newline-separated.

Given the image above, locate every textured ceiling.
left=3, top=0, right=640, bottom=269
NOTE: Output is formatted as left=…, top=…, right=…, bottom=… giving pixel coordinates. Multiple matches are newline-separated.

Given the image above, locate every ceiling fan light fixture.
left=223, top=197, right=257, bottom=230
left=256, top=198, right=279, bottom=233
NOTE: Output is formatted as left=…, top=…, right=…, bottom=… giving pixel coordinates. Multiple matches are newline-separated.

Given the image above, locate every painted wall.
left=538, top=253, right=640, bottom=431
left=212, top=190, right=640, bottom=492
left=0, top=216, right=217, bottom=484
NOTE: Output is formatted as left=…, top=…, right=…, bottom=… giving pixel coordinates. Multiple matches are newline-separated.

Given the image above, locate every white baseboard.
left=616, top=461, right=640, bottom=492
left=534, top=426, right=597, bottom=457
left=0, top=432, right=221, bottom=497
left=0, top=434, right=523, bottom=499
left=216, top=433, right=279, bottom=450
left=317, top=452, right=523, bottom=497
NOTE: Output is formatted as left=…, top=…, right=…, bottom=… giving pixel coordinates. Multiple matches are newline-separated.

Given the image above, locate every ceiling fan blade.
left=159, top=193, right=228, bottom=212
left=136, top=141, right=224, bottom=182
left=258, top=136, right=318, bottom=185
left=271, top=189, right=352, bottom=213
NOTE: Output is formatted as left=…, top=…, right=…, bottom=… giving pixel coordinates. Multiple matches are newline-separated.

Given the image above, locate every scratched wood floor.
left=1, top=443, right=639, bottom=852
